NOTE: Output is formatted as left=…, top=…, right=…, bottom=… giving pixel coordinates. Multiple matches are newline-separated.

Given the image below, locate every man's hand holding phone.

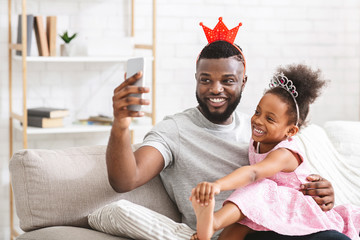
left=111, top=58, right=150, bottom=130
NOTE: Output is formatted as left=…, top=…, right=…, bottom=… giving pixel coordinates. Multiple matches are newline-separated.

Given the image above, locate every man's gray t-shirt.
left=141, top=107, right=251, bottom=231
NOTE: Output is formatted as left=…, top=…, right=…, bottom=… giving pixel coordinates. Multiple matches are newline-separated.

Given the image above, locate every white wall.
left=155, top=0, right=360, bottom=123
left=1, top=0, right=360, bottom=238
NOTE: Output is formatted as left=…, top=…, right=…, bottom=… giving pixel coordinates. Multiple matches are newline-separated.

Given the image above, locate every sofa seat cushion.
left=10, top=145, right=181, bottom=232
left=16, top=226, right=127, bottom=240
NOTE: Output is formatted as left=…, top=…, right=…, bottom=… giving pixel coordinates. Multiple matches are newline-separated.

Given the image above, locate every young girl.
left=190, top=64, right=360, bottom=240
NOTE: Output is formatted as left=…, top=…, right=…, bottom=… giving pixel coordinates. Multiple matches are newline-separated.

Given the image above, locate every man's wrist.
left=111, top=120, right=131, bottom=136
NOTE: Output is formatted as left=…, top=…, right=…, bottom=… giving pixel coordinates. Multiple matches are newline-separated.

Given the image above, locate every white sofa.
left=9, top=121, right=360, bottom=240
left=294, top=121, right=360, bottom=206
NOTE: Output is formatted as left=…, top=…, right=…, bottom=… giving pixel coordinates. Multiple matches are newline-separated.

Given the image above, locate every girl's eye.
left=267, top=117, right=275, bottom=122
left=254, top=110, right=260, bottom=115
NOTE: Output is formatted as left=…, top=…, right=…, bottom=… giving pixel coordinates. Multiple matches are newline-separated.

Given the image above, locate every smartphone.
left=126, top=57, right=146, bottom=112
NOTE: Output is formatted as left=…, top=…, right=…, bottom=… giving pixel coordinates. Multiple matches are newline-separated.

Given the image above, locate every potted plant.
left=59, top=31, right=77, bottom=56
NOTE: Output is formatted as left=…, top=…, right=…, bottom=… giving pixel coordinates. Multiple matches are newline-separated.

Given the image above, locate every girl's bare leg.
left=218, top=223, right=254, bottom=240
left=191, top=192, right=216, bottom=240
left=213, top=202, right=245, bottom=230
left=191, top=191, right=246, bottom=240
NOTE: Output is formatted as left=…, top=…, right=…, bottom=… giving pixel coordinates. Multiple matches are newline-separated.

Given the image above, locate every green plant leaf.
left=59, top=31, right=77, bottom=44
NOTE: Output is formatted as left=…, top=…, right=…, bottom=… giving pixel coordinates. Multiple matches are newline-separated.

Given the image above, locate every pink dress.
left=225, top=138, right=360, bottom=239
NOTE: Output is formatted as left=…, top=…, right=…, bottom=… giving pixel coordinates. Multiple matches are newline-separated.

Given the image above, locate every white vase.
left=60, top=43, right=73, bottom=56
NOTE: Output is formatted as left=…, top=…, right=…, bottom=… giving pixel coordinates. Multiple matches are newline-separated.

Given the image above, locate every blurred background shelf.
left=13, top=121, right=152, bottom=135
left=8, top=0, right=157, bottom=239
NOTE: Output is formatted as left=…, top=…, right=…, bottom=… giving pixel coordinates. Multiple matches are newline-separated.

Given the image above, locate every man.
left=106, top=40, right=349, bottom=239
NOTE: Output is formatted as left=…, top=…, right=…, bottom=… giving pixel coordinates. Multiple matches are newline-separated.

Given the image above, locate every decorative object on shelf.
left=33, top=16, right=49, bottom=56
left=16, top=14, right=34, bottom=56
left=46, top=16, right=57, bottom=56
left=59, top=31, right=77, bottom=56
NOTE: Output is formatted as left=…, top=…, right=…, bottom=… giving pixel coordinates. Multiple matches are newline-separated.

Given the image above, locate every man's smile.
left=208, top=97, right=227, bottom=108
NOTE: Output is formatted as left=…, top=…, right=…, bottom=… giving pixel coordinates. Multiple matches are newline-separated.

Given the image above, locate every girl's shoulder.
left=273, top=138, right=304, bottom=165
left=273, top=138, right=299, bottom=153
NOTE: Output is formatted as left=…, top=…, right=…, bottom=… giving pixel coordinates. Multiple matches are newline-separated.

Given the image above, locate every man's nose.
left=210, top=82, right=224, bottom=94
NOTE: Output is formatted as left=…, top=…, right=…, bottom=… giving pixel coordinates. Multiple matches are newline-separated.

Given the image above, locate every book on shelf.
left=88, top=115, right=113, bottom=123
left=27, top=116, right=64, bottom=128
left=27, top=107, right=69, bottom=118
left=46, top=16, right=57, bottom=56
left=76, top=120, right=112, bottom=126
left=16, top=14, right=34, bottom=56
left=33, top=16, right=49, bottom=56
left=77, top=115, right=113, bottom=126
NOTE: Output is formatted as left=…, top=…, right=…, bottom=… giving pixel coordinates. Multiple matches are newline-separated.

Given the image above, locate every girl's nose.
left=252, top=116, right=263, bottom=126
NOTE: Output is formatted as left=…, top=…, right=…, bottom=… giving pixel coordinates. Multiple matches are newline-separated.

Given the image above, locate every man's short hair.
left=197, top=40, right=245, bottom=66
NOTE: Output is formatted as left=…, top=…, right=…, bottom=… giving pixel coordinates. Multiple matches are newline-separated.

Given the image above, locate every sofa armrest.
left=9, top=145, right=181, bottom=232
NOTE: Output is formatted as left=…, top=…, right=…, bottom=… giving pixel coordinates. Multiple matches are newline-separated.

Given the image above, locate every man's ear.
left=287, top=125, right=299, bottom=137
left=241, top=74, right=248, bottom=91
left=243, top=74, right=248, bottom=84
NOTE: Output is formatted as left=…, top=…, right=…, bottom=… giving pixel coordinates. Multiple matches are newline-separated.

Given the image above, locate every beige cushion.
left=88, top=199, right=194, bottom=240
left=16, top=226, right=127, bottom=240
left=10, top=145, right=181, bottom=232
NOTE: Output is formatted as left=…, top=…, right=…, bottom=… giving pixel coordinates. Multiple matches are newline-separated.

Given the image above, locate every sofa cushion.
left=10, top=145, right=181, bottom=232
left=16, top=226, right=127, bottom=240
left=88, top=199, right=194, bottom=240
left=324, top=121, right=360, bottom=164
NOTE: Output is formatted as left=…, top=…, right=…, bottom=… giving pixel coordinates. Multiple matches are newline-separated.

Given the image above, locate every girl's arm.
left=216, top=148, right=300, bottom=191
left=192, top=148, right=300, bottom=205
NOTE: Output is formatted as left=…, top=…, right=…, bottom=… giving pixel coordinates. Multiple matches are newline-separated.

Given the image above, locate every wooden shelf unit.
left=8, top=0, right=157, bottom=239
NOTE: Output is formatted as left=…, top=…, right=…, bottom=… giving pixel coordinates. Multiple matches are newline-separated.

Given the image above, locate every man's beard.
left=196, top=92, right=242, bottom=124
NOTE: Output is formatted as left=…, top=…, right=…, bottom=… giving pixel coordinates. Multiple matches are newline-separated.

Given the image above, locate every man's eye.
left=223, top=79, right=235, bottom=84
left=200, top=78, right=210, bottom=83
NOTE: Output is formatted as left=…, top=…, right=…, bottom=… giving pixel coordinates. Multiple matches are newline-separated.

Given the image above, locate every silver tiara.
left=269, top=72, right=300, bottom=126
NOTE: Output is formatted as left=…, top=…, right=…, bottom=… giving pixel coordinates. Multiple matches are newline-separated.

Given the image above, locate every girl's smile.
left=252, top=125, right=265, bottom=137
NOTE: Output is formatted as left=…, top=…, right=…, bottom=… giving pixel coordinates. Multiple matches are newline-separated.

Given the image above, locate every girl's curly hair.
left=266, top=64, right=328, bottom=129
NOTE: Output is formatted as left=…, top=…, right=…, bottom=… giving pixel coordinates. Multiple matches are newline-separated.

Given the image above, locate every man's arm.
left=300, top=174, right=335, bottom=211
left=106, top=72, right=164, bottom=193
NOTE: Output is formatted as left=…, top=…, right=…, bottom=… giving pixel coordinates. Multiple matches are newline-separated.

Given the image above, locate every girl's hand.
left=192, top=182, right=221, bottom=206
left=300, top=174, right=334, bottom=211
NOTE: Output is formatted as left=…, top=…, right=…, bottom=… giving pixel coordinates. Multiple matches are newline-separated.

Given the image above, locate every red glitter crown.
left=200, top=17, right=242, bottom=44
